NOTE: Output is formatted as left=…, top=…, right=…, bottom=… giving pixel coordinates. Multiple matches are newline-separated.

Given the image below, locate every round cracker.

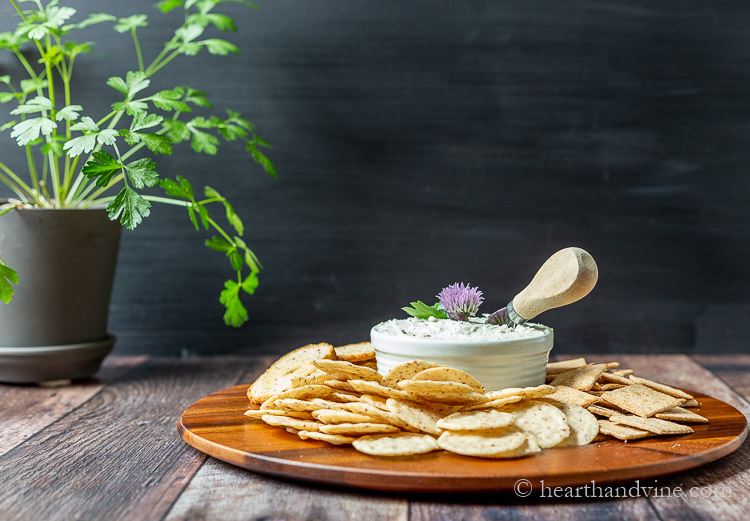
left=324, top=379, right=358, bottom=392
left=436, top=409, right=515, bottom=431
left=463, top=395, right=524, bottom=411
left=486, top=385, right=555, bottom=400
left=353, top=433, right=439, bottom=456
left=507, top=400, right=570, bottom=449
left=298, top=430, right=355, bottom=445
left=260, top=385, right=333, bottom=410
left=261, top=414, right=323, bottom=432
left=554, top=403, right=600, bottom=447
left=436, top=427, right=528, bottom=458
left=319, top=422, right=400, bottom=435
left=248, top=343, right=335, bottom=404
left=349, top=380, right=411, bottom=400
left=334, top=342, right=376, bottom=362
left=312, top=409, right=377, bottom=424
left=385, top=398, right=442, bottom=435
left=342, top=402, right=415, bottom=431
left=411, top=367, right=485, bottom=393
left=245, top=408, right=314, bottom=421
left=274, top=398, right=338, bottom=413
left=411, top=390, right=489, bottom=405
left=314, top=359, right=383, bottom=382
left=383, top=360, right=442, bottom=388
left=398, top=380, right=474, bottom=393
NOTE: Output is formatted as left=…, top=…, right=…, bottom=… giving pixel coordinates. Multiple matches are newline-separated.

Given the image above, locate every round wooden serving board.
left=178, top=384, right=747, bottom=493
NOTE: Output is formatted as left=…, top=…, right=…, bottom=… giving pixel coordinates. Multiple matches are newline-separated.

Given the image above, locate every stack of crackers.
left=245, top=344, right=706, bottom=458
left=545, top=357, right=707, bottom=441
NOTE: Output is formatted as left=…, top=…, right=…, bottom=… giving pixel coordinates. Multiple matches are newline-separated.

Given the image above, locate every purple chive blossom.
left=487, top=307, right=511, bottom=326
left=437, top=282, right=484, bottom=321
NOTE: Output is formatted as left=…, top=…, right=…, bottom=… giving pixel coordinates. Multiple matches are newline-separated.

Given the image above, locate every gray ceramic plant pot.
left=0, top=206, right=121, bottom=383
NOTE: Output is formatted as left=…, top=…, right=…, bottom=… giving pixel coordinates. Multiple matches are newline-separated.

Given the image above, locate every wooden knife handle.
left=508, top=247, right=598, bottom=323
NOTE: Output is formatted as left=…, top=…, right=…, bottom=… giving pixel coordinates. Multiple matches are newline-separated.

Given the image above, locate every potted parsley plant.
left=0, top=0, right=274, bottom=383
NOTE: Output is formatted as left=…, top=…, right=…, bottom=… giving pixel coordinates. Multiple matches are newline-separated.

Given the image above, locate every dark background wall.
left=1, top=1, right=749, bottom=355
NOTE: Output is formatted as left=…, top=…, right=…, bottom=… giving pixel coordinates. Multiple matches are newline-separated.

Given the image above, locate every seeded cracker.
left=349, top=379, right=411, bottom=400
left=655, top=407, right=708, bottom=423
left=597, top=419, right=652, bottom=441
left=244, top=409, right=314, bottom=421
left=320, top=422, right=400, bottom=435
left=312, top=409, right=377, bottom=424
left=314, top=359, right=383, bottom=382
left=508, top=400, right=571, bottom=449
left=546, top=358, right=587, bottom=373
left=342, top=402, right=414, bottom=430
left=436, top=409, right=515, bottom=431
left=628, top=375, right=694, bottom=400
left=383, top=360, right=442, bottom=388
left=298, top=431, right=355, bottom=445
left=600, top=384, right=682, bottom=417
left=542, top=385, right=600, bottom=407
left=398, top=380, right=475, bottom=393
left=410, top=367, right=485, bottom=393
left=247, top=343, right=335, bottom=404
left=436, top=427, right=533, bottom=459
left=586, top=404, right=620, bottom=418
left=599, top=372, right=634, bottom=386
left=353, top=433, right=439, bottom=456
left=549, top=363, right=607, bottom=391
left=485, top=385, right=556, bottom=400
left=386, top=398, right=443, bottom=435
left=609, top=414, right=694, bottom=435
left=463, top=395, right=524, bottom=411
left=261, top=414, right=323, bottom=432
left=333, top=342, right=376, bottom=362
left=412, top=390, right=489, bottom=405
left=553, top=403, right=600, bottom=447
left=261, top=385, right=333, bottom=410
left=682, top=399, right=700, bottom=408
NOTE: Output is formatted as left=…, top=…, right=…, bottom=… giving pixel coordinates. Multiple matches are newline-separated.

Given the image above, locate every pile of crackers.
left=245, top=344, right=706, bottom=458
left=545, top=357, right=707, bottom=440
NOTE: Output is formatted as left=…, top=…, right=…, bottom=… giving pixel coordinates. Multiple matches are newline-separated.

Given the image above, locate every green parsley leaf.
left=161, top=175, right=194, bottom=200
left=107, top=186, right=151, bottom=230
left=219, top=279, right=248, bottom=327
left=121, top=130, right=172, bottom=155
left=0, top=120, right=17, bottom=132
left=70, top=116, right=98, bottom=132
left=82, top=150, right=122, bottom=186
left=106, top=76, right=128, bottom=96
left=188, top=13, right=236, bottom=32
left=9, top=96, right=53, bottom=115
left=130, top=112, right=163, bottom=131
left=246, top=141, right=277, bottom=178
left=10, top=117, right=56, bottom=146
left=241, top=271, right=259, bottom=295
left=55, top=104, right=83, bottom=122
left=64, top=133, right=97, bottom=156
left=204, top=186, right=243, bottom=235
left=114, top=15, right=148, bottom=34
left=124, top=158, right=159, bottom=188
left=199, top=38, right=239, bottom=56
left=156, top=0, right=184, bottom=13
left=112, top=99, right=148, bottom=115
left=76, top=13, right=117, bottom=29
left=20, top=78, right=48, bottom=95
left=148, top=90, right=191, bottom=112
left=0, top=262, right=19, bottom=304
left=402, top=301, right=449, bottom=320
left=205, top=236, right=232, bottom=252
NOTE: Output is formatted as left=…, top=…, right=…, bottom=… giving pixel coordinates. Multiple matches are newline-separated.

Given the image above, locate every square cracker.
left=597, top=420, right=652, bottom=440
left=628, top=375, right=693, bottom=400
left=655, top=407, right=708, bottom=424
left=587, top=404, right=620, bottom=418
left=542, top=385, right=600, bottom=407
left=546, top=358, right=587, bottom=373
left=550, top=364, right=608, bottom=391
left=600, top=384, right=682, bottom=417
left=599, top=372, right=633, bottom=386
left=609, top=414, right=694, bottom=435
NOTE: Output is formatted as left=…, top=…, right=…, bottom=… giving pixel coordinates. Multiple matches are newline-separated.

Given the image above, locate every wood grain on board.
left=178, top=375, right=747, bottom=493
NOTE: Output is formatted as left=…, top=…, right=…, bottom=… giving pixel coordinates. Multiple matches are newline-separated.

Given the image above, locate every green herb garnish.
left=402, top=301, right=449, bottom=320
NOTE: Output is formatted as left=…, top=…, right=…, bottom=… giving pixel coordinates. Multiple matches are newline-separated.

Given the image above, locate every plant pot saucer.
left=0, top=335, right=116, bottom=385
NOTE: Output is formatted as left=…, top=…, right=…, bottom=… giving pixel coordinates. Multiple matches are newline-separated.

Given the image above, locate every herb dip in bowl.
left=370, top=317, right=553, bottom=391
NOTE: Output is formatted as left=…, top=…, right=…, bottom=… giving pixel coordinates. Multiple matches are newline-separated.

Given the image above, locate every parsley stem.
left=142, top=195, right=189, bottom=207
left=131, top=28, right=144, bottom=72
left=206, top=216, right=234, bottom=244
left=0, top=160, right=35, bottom=200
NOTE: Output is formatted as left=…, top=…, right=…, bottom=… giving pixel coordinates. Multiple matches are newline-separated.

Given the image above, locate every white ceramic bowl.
left=371, top=326, right=553, bottom=391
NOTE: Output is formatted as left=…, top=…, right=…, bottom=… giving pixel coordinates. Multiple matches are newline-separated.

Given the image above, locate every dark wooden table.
left=1, top=355, right=748, bottom=521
